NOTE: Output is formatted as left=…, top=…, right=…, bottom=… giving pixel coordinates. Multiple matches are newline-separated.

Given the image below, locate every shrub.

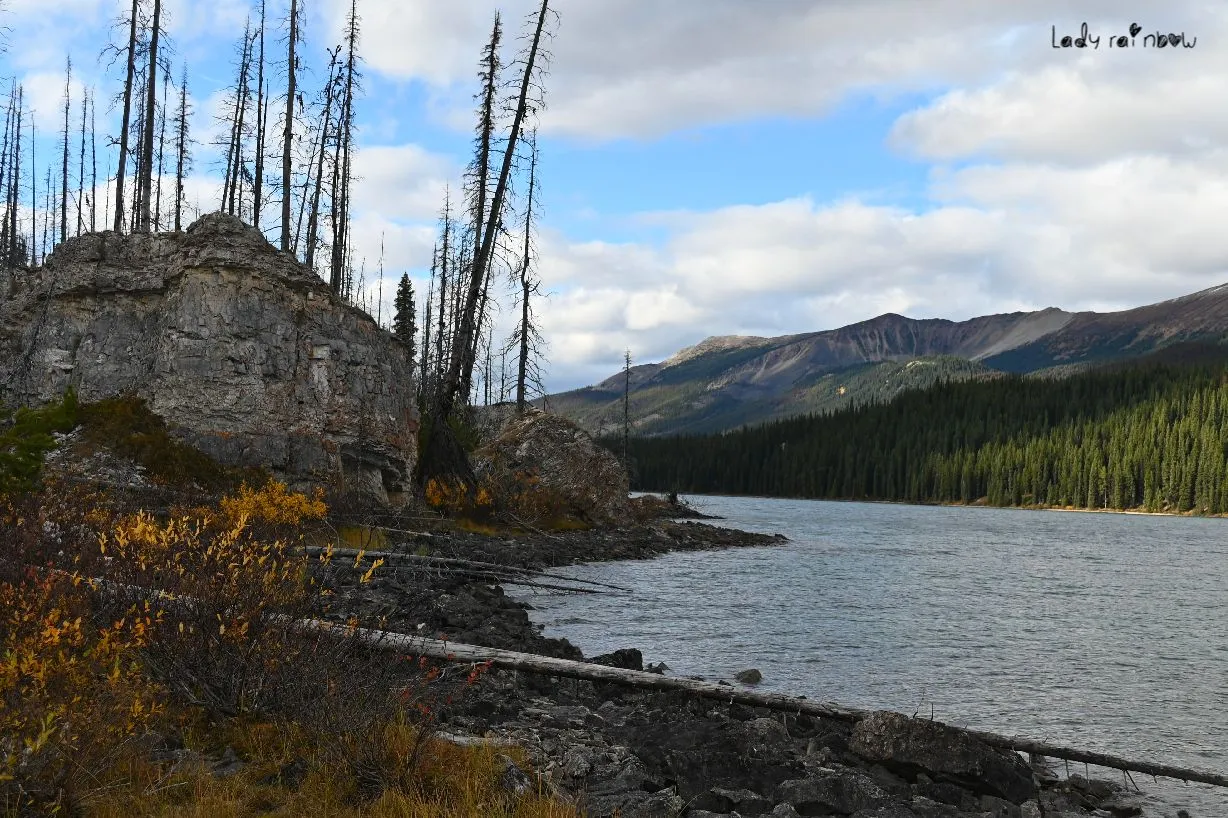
left=0, top=389, right=78, bottom=494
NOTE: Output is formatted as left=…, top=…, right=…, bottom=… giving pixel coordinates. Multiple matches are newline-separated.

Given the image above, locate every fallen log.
left=296, top=619, right=1228, bottom=791
left=298, top=545, right=633, bottom=593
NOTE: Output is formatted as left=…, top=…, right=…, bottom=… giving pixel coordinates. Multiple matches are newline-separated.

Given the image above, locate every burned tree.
left=60, top=57, right=70, bottom=245
left=511, top=128, right=546, bottom=413
left=136, top=0, right=162, bottom=233
left=221, top=21, right=254, bottom=217
left=441, top=0, right=551, bottom=421
left=111, top=0, right=140, bottom=233
left=77, top=83, right=87, bottom=236
left=252, top=0, right=267, bottom=229
left=173, top=66, right=191, bottom=232
left=329, top=0, right=361, bottom=289
left=280, top=0, right=299, bottom=252
left=304, top=45, right=340, bottom=272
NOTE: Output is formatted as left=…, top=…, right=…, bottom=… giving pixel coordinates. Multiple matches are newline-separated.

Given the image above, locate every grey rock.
left=850, top=711, right=1036, bottom=804
left=0, top=213, right=418, bottom=504
left=707, top=786, right=773, bottom=815
left=776, top=768, right=891, bottom=815
left=499, top=754, right=533, bottom=796
left=472, top=407, right=631, bottom=525
left=735, top=668, right=763, bottom=685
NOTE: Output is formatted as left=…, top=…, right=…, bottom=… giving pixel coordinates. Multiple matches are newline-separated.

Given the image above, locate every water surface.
left=512, top=496, right=1228, bottom=816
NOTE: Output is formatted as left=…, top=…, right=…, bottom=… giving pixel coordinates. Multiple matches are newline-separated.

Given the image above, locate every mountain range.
left=544, top=281, right=1228, bottom=437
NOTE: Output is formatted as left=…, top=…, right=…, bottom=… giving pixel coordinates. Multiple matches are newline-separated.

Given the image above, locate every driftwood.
left=18, top=558, right=1227, bottom=791
left=299, top=545, right=633, bottom=593
left=295, top=619, right=1228, bottom=791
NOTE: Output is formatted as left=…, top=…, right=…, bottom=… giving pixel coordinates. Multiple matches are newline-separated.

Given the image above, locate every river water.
left=511, top=495, right=1228, bottom=816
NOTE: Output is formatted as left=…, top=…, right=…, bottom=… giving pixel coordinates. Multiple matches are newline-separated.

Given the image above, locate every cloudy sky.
left=1, top=1, right=1224, bottom=391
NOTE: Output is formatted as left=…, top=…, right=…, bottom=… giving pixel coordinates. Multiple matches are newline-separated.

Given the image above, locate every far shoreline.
left=636, top=490, right=1228, bottom=521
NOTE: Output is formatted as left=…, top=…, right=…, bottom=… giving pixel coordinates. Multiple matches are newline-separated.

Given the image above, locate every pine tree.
left=394, top=273, right=417, bottom=367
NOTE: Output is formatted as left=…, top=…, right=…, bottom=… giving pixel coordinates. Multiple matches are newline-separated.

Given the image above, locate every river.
left=510, top=495, right=1228, bottom=816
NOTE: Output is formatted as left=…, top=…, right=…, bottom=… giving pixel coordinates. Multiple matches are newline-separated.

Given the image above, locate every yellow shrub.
left=1, top=572, right=165, bottom=813
left=219, top=480, right=327, bottom=527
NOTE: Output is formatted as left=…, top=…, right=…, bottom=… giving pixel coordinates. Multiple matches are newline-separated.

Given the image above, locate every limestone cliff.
left=0, top=213, right=418, bottom=504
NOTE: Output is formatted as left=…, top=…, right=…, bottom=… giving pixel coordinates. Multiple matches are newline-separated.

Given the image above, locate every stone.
left=499, top=754, right=532, bottom=795
left=735, top=668, right=763, bottom=685
left=0, top=214, right=418, bottom=504
left=472, top=407, right=631, bottom=525
left=589, top=648, right=644, bottom=671
left=849, top=711, right=1037, bottom=805
left=775, top=768, right=891, bottom=815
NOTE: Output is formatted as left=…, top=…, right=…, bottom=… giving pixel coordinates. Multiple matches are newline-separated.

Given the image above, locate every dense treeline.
left=622, top=352, right=1228, bottom=515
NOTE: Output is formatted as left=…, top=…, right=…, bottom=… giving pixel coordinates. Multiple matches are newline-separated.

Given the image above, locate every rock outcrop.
left=473, top=407, right=630, bottom=525
left=0, top=214, right=418, bottom=504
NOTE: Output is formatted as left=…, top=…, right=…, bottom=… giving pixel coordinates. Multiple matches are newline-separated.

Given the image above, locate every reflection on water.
left=511, top=496, right=1228, bottom=817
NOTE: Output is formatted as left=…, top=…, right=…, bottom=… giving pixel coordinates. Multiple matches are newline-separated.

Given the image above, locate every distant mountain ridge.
left=545, top=282, right=1228, bottom=437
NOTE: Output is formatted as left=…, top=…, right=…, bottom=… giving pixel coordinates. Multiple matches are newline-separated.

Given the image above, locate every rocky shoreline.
left=322, top=515, right=1172, bottom=818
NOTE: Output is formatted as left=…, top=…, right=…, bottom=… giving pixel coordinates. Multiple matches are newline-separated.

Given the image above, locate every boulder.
left=849, top=711, right=1036, bottom=805
left=0, top=214, right=418, bottom=504
left=472, top=407, right=631, bottom=525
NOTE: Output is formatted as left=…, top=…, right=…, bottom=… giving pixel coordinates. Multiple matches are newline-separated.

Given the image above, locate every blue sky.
left=2, top=0, right=1227, bottom=392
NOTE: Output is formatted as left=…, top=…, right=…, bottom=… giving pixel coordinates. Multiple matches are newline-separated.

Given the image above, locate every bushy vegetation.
left=0, top=472, right=573, bottom=815
left=0, top=390, right=79, bottom=493
left=629, top=352, right=1228, bottom=515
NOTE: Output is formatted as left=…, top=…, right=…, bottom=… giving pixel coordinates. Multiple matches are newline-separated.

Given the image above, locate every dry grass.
left=81, top=717, right=577, bottom=818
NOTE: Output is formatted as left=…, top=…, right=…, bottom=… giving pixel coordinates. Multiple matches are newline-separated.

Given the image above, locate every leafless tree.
left=154, top=68, right=169, bottom=229
left=303, top=45, right=340, bottom=272
left=173, top=65, right=191, bottom=232
left=111, top=0, right=140, bottom=233
left=329, top=0, right=361, bottom=288
left=89, top=88, right=97, bottom=232
left=221, top=21, right=254, bottom=217
left=252, top=0, right=267, bottom=229
left=60, top=56, right=71, bottom=245
left=76, top=84, right=87, bottom=236
left=442, top=0, right=551, bottom=420
left=280, top=0, right=300, bottom=251
left=511, top=128, right=546, bottom=412
left=135, top=0, right=162, bottom=232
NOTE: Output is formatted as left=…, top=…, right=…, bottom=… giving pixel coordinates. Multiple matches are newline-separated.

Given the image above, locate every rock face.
left=473, top=407, right=630, bottom=525
left=0, top=214, right=418, bottom=504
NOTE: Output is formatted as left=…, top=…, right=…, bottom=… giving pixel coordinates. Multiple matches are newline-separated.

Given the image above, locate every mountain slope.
left=546, top=282, right=1228, bottom=437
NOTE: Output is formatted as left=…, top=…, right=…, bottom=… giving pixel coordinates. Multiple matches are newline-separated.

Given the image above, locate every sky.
left=1, top=0, right=1226, bottom=393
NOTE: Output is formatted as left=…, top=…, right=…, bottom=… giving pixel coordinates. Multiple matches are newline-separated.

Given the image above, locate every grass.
left=81, top=716, right=577, bottom=818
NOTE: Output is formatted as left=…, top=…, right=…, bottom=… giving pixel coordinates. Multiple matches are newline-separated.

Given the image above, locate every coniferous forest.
left=621, top=345, right=1228, bottom=515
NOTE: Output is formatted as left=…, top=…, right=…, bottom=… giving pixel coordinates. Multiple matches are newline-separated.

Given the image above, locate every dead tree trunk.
left=515, top=128, right=540, bottom=412
left=89, top=88, right=96, bottom=232
left=113, top=0, right=139, bottom=233
left=10, top=86, right=22, bottom=267
left=76, top=84, right=86, bottom=236
left=442, top=0, right=550, bottom=420
left=154, top=69, right=168, bottom=230
left=280, top=0, right=298, bottom=252
left=136, top=0, right=161, bottom=233
left=293, top=620, right=1228, bottom=790
left=304, top=46, right=339, bottom=272
left=173, top=67, right=189, bottom=232
left=60, top=57, right=71, bottom=245
left=252, top=0, right=267, bottom=230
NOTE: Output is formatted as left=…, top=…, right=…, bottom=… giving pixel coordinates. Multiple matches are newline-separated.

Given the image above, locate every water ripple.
left=511, top=496, right=1228, bottom=816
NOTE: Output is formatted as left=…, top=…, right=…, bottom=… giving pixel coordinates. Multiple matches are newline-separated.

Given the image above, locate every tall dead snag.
left=0, top=84, right=13, bottom=270
left=305, top=46, right=340, bottom=273
left=89, top=88, right=97, bottom=232
left=136, top=0, right=162, bottom=233
left=221, top=21, right=254, bottom=217
left=77, top=84, right=87, bottom=236
left=154, top=68, right=169, bottom=229
left=280, top=0, right=299, bottom=252
left=60, top=57, right=71, bottom=245
left=443, top=0, right=551, bottom=421
left=252, top=0, right=267, bottom=229
left=10, top=86, right=22, bottom=268
left=173, top=66, right=191, bottom=232
left=513, top=128, right=545, bottom=413
left=113, top=0, right=140, bottom=233
left=329, top=0, right=360, bottom=288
